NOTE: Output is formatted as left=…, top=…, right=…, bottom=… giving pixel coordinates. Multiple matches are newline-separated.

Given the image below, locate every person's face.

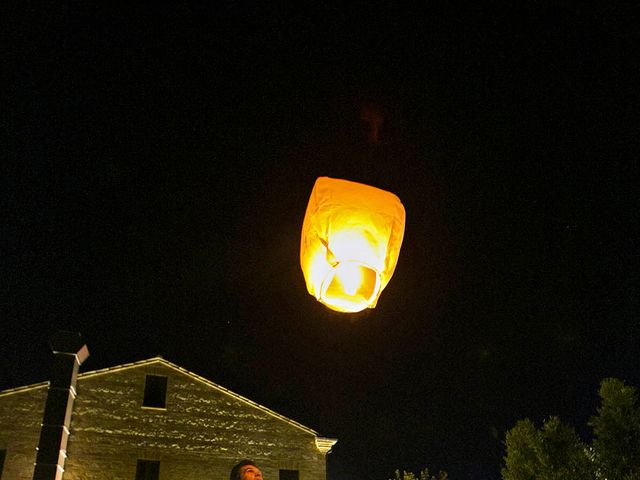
left=240, top=465, right=263, bottom=480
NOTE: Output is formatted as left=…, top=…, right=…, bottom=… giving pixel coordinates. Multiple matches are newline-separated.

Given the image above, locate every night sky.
left=3, top=3, right=639, bottom=479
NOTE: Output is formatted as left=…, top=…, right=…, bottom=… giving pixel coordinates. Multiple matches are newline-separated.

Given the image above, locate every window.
left=136, top=459, right=160, bottom=480
left=0, top=449, right=5, bottom=479
left=142, top=375, right=167, bottom=408
left=279, top=470, right=299, bottom=480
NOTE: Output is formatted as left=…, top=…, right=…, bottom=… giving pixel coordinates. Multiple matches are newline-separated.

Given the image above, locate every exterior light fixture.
left=300, top=177, right=405, bottom=313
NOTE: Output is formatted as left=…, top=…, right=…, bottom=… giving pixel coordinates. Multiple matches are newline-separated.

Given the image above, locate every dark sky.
left=3, top=3, right=639, bottom=479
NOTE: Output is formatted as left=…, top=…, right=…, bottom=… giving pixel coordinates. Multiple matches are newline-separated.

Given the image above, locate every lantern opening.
left=320, top=261, right=381, bottom=313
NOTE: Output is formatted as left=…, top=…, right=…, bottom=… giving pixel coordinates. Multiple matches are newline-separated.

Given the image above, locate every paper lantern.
left=300, top=177, right=406, bottom=312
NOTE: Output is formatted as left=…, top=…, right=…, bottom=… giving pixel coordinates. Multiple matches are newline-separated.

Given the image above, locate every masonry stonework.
left=0, top=358, right=336, bottom=480
left=0, top=386, right=47, bottom=479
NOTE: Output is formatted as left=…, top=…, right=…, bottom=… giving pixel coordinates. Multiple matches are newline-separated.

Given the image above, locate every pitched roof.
left=0, top=356, right=319, bottom=436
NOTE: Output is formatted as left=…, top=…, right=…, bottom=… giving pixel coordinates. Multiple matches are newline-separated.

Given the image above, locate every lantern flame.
left=300, top=177, right=405, bottom=313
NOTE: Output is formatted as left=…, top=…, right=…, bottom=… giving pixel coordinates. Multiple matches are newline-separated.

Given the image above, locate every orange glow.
left=300, top=177, right=405, bottom=312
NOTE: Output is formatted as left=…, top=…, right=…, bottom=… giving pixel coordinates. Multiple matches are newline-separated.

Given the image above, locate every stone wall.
left=0, top=359, right=331, bottom=480
left=0, top=385, right=47, bottom=479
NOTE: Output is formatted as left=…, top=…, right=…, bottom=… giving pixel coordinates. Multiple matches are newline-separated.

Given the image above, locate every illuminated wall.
left=0, top=358, right=336, bottom=480
left=0, top=385, right=46, bottom=479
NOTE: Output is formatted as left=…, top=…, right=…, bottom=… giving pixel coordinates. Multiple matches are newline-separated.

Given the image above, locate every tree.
left=589, top=378, right=640, bottom=480
left=501, top=417, right=593, bottom=480
left=502, top=378, right=640, bottom=480
left=392, top=467, right=448, bottom=480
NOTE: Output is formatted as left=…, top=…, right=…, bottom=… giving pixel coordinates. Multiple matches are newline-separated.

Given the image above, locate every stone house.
left=0, top=357, right=336, bottom=480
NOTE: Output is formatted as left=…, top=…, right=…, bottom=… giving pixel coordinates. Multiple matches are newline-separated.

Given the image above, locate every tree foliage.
left=589, top=378, right=640, bottom=480
left=502, top=417, right=593, bottom=480
left=392, top=467, right=448, bottom=480
left=501, top=378, right=640, bottom=480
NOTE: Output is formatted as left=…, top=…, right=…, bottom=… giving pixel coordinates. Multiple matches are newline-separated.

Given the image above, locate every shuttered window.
left=135, top=459, right=160, bottom=480
left=0, top=449, right=6, bottom=479
left=142, top=375, right=167, bottom=408
left=279, top=469, right=299, bottom=480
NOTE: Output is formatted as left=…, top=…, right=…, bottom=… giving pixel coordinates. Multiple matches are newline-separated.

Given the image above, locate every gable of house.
left=0, top=357, right=336, bottom=480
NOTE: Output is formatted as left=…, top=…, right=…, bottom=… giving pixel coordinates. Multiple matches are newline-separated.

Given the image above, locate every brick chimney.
left=33, top=331, right=89, bottom=480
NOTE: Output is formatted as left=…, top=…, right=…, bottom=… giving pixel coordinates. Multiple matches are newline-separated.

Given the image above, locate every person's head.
left=230, top=460, right=262, bottom=480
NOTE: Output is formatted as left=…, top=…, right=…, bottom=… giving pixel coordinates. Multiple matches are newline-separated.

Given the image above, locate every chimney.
left=33, top=331, right=89, bottom=480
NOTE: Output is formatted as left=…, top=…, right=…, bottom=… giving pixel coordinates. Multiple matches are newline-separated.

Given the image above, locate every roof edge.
left=0, top=380, right=49, bottom=397
left=58, top=356, right=320, bottom=436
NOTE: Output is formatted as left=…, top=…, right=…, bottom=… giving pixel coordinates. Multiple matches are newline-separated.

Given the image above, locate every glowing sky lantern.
left=300, top=177, right=406, bottom=313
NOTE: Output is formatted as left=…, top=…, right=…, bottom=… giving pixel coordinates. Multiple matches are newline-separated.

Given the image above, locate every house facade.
left=0, top=357, right=336, bottom=480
